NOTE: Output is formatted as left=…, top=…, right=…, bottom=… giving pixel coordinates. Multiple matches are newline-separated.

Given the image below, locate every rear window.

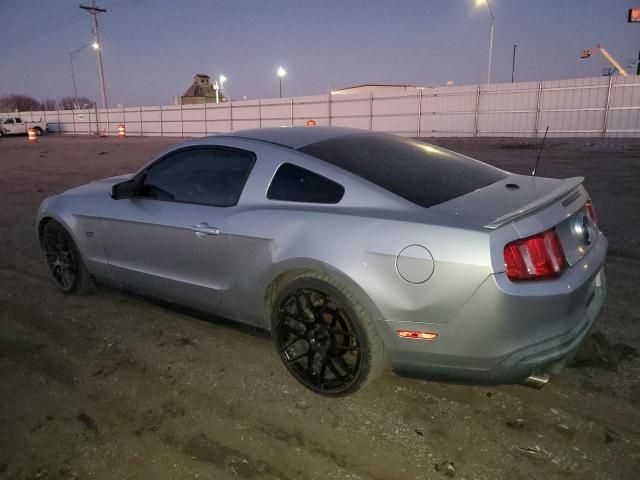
left=298, top=133, right=507, bottom=208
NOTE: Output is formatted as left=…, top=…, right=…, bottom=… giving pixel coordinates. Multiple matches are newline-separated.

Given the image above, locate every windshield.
left=298, top=133, right=508, bottom=208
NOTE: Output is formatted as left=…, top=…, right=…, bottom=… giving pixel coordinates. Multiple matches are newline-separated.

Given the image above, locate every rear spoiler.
left=484, top=177, right=584, bottom=230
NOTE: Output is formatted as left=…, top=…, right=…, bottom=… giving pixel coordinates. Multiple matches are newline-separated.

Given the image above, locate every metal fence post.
left=230, top=102, right=234, bottom=132
left=474, top=86, right=481, bottom=136
left=369, top=92, right=374, bottom=130
left=72, top=109, right=76, bottom=135
left=159, top=105, right=163, bottom=137
left=258, top=99, right=262, bottom=128
left=139, top=106, right=143, bottom=137
left=602, top=75, right=614, bottom=138
left=290, top=98, right=294, bottom=126
left=534, top=81, right=543, bottom=137
left=417, top=90, right=422, bottom=137
left=56, top=109, right=60, bottom=134
left=204, top=103, right=208, bottom=136
left=180, top=101, right=184, bottom=137
left=328, top=93, right=332, bottom=126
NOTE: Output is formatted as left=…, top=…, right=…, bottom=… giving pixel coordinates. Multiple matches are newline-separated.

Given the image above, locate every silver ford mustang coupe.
left=37, top=127, right=606, bottom=395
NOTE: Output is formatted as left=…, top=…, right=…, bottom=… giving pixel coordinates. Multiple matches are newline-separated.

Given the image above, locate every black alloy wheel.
left=274, top=287, right=363, bottom=394
left=40, top=220, right=92, bottom=294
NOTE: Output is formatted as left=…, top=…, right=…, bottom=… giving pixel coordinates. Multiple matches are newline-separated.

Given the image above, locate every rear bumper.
left=379, top=234, right=607, bottom=385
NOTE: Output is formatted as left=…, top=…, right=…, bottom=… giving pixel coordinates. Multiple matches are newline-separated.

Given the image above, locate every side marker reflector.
left=397, top=330, right=438, bottom=341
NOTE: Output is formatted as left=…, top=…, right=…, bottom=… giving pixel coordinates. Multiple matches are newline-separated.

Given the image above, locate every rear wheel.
left=34, top=127, right=43, bottom=136
left=40, top=220, right=93, bottom=294
left=271, top=273, right=385, bottom=395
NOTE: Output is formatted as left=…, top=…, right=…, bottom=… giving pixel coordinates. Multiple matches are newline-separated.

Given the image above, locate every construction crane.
left=581, top=45, right=629, bottom=76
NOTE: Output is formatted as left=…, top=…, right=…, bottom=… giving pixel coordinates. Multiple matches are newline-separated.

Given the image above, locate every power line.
left=104, top=0, right=152, bottom=9
left=0, top=13, right=85, bottom=51
left=0, top=0, right=145, bottom=51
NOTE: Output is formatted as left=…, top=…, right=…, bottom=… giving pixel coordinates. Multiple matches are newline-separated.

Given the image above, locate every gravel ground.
left=0, top=134, right=639, bottom=480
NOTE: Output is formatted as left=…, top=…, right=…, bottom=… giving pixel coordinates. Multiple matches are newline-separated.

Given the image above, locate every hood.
left=63, top=173, right=133, bottom=196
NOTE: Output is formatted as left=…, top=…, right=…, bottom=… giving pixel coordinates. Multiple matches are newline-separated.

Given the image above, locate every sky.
left=0, top=0, right=638, bottom=107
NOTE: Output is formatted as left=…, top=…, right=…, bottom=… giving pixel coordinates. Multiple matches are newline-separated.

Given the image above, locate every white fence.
left=8, top=75, right=640, bottom=138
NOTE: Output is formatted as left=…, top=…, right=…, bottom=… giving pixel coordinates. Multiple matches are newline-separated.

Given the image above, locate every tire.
left=271, top=272, right=385, bottom=395
left=34, top=127, right=43, bottom=136
left=40, top=220, right=93, bottom=294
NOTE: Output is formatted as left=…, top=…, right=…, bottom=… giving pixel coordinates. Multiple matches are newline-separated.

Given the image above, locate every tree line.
left=0, top=94, right=96, bottom=112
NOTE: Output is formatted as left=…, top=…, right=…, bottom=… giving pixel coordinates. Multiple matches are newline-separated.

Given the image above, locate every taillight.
left=585, top=199, right=597, bottom=226
left=503, top=229, right=566, bottom=281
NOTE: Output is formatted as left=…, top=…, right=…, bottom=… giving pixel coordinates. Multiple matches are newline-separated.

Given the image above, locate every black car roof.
left=222, top=126, right=361, bottom=149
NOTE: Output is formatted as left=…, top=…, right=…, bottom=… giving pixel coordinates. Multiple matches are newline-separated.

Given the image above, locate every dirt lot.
left=1, top=134, right=639, bottom=480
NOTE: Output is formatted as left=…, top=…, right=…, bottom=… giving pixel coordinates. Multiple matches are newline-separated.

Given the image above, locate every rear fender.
left=260, top=258, right=386, bottom=330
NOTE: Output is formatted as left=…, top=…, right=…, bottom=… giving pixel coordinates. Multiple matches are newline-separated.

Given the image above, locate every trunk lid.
left=430, top=174, right=579, bottom=228
left=432, top=173, right=597, bottom=268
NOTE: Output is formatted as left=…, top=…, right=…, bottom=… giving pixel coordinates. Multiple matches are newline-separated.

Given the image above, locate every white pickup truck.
left=0, top=116, right=47, bottom=137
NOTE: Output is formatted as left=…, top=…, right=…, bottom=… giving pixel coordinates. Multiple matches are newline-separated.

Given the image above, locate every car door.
left=3, top=118, right=18, bottom=134
left=100, top=146, right=256, bottom=313
left=14, top=118, right=26, bottom=134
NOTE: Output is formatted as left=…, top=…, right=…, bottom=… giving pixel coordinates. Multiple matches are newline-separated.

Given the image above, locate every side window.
left=267, top=163, right=344, bottom=204
left=4, top=119, right=14, bottom=125
left=138, top=147, right=254, bottom=207
left=15, top=118, right=22, bottom=123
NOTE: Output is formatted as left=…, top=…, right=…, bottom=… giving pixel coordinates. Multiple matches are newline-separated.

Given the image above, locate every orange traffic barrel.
left=118, top=124, right=126, bottom=138
left=28, top=128, right=37, bottom=144
left=306, top=119, right=317, bottom=126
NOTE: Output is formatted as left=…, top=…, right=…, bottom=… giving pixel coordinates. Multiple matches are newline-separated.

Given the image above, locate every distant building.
left=181, top=74, right=225, bottom=104
left=330, top=84, right=428, bottom=96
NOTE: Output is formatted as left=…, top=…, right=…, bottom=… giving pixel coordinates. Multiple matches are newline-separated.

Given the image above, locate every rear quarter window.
left=267, top=163, right=344, bottom=204
left=298, top=133, right=507, bottom=208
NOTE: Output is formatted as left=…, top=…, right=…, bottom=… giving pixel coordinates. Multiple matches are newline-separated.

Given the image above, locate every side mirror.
left=110, top=179, right=138, bottom=200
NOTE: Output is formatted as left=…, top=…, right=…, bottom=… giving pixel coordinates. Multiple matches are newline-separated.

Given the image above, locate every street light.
left=277, top=66, right=286, bottom=98
left=214, top=75, right=227, bottom=103
left=219, top=75, right=227, bottom=101
left=92, top=42, right=100, bottom=50
left=213, top=81, right=220, bottom=103
left=476, top=0, right=495, bottom=84
left=69, top=44, right=93, bottom=109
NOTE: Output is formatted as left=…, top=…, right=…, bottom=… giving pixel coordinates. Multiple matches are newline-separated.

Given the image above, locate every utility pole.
left=70, top=53, right=79, bottom=106
left=511, top=44, right=517, bottom=83
left=487, top=9, right=494, bottom=84
left=80, top=2, right=108, bottom=109
left=477, top=0, right=495, bottom=84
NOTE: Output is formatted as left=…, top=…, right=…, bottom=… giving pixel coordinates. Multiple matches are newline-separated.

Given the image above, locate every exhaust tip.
left=523, top=372, right=550, bottom=389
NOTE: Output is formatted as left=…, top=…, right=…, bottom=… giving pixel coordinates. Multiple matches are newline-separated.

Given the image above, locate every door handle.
left=189, top=222, right=220, bottom=238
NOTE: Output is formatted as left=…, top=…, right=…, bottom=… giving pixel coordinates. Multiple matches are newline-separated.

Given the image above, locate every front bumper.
left=379, top=234, right=607, bottom=385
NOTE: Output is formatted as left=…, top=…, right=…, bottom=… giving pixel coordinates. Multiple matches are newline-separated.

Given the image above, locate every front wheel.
left=271, top=272, right=385, bottom=395
left=40, top=220, right=93, bottom=294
